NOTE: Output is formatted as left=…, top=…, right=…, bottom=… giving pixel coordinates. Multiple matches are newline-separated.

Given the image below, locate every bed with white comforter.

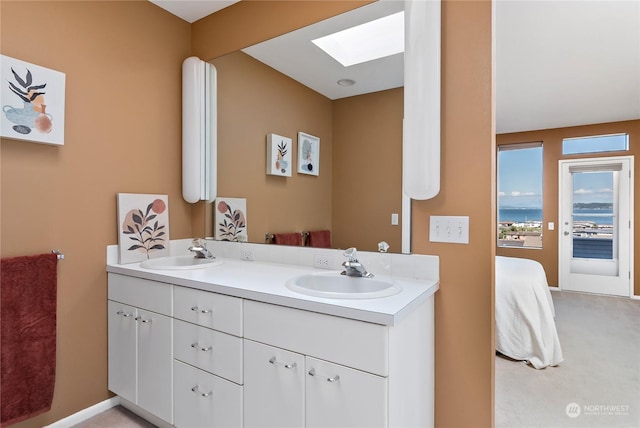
left=495, top=256, right=563, bottom=369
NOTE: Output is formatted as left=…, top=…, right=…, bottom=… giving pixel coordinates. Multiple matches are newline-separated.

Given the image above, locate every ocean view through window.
left=497, top=143, right=543, bottom=248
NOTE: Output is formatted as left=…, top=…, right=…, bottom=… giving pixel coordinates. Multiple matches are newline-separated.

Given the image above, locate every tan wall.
left=497, top=119, right=640, bottom=296
left=0, top=1, right=191, bottom=426
left=410, top=1, right=495, bottom=426
left=332, top=89, right=403, bottom=252
left=211, top=51, right=333, bottom=242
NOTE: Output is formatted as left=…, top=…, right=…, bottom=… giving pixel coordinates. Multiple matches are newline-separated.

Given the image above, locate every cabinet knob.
left=191, top=385, right=212, bottom=398
left=269, top=357, right=297, bottom=369
left=190, top=305, right=212, bottom=314
left=191, top=342, right=213, bottom=352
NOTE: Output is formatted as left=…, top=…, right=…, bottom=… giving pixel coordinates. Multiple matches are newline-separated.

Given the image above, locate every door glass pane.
left=572, top=171, right=614, bottom=260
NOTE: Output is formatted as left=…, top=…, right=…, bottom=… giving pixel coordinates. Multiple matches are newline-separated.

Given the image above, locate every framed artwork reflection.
left=297, top=132, right=319, bottom=176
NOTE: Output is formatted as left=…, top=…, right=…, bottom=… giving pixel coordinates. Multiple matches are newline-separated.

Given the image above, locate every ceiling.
left=148, top=0, right=640, bottom=134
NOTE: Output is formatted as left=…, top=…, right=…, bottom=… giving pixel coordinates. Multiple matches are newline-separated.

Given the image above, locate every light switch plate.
left=429, top=215, right=470, bottom=244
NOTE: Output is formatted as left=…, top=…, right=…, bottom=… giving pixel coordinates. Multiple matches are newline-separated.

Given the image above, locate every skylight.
left=311, top=11, right=404, bottom=67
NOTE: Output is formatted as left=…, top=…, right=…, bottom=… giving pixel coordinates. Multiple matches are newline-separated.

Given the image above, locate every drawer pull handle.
left=191, top=342, right=213, bottom=352
left=191, top=386, right=212, bottom=398
left=308, top=369, right=340, bottom=383
left=134, top=316, right=152, bottom=323
left=269, top=357, right=297, bottom=369
left=116, top=311, right=134, bottom=318
left=190, top=306, right=212, bottom=314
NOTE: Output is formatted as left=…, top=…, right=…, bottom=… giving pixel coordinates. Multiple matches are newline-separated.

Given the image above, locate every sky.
left=498, top=146, right=543, bottom=208
left=498, top=134, right=626, bottom=209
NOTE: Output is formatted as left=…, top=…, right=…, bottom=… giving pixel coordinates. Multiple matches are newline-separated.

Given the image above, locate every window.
left=562, top=133, right=628, bottom=155
left=497, top=143, right=543, bottom=248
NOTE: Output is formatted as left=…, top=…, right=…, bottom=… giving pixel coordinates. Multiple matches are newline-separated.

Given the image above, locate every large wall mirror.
left=205, top=0, right=407, bottom=253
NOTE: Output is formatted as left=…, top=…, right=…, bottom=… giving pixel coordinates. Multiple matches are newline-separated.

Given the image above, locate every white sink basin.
left=286, top=272, right=401, bottom=299
left=140, top=255, right=223, bottom=270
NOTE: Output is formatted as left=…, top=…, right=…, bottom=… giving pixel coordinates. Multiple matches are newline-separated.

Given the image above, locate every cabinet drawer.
left=173, top=360, right=242, bottom=428
left=244, top=300, right=389, bottom=376
left=174, top=286, right=242, bottom=336
left=173, top=319, right=243, bottom=384
left=306, top=356, right=388, bottom=428
left=108, top=273, right=172, bottom=316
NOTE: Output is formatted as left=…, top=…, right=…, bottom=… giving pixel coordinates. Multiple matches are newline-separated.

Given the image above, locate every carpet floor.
left=496, top=290, right=640, bottom=428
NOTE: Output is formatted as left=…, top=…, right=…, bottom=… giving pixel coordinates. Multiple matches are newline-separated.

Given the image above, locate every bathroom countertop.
left=107, top=258, right=439, bottom=326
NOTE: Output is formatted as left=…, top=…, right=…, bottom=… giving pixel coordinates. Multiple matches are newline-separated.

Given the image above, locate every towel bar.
left=51, top=249, right=64, bottom=260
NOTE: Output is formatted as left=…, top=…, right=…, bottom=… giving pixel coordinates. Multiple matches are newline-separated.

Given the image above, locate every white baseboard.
left=631, top=294, right=640, bottom=300
left=44, top=397, right=120, bottom=428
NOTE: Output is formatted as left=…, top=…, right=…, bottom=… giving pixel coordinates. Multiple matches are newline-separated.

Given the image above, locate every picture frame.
left=117, top=193, right=170, bottom=264
left=215, top=197, right=248, bottom=242
left=297, top=132, right=320, bottom=176
left=266, top=133, right=292, bottom=177
left=1, top=55, right=66, bottom=145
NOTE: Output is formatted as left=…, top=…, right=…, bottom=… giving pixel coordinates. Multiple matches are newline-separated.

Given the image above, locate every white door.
left=107, top=301, right=137, bottom=403
left=306, top=356, right=388, bottom=428
left=137, top=309, right=173, bottom=424
left=559, top=156, right=634, bottom=296
left=243, top=340, right=305, bottom=428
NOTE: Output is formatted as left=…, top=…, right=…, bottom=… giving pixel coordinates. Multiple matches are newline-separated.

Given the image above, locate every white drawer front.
left=244, top=300, right=389, bottom=376
left=108, top=273, right=172, bottom=316
left=173, top=360, right=243, bottom=428
left=174, top=286, right=242, bottom=336
left=173, top=319, right=243, bottom=384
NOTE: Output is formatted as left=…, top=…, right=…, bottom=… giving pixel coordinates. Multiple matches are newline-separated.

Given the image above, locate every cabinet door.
left=137, top=309, right=173, bottom=424
left=306, top=357, right=388, bottom=428
left=107, top=301, right=136, bottom=404
left=174, top=360, right=242, bottom=428
left=244, top=340, right=305, bottom=428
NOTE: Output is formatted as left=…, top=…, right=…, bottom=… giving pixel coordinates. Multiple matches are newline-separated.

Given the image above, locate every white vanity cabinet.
left=106, top=261, right=436, bottom=428
left=243, top=298, right=434, bottom=428
left=107, top=274, right=173, bottom=424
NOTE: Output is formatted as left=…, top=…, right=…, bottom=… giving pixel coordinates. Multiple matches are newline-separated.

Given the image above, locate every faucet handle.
left=343, top=247, right=358, bottom=262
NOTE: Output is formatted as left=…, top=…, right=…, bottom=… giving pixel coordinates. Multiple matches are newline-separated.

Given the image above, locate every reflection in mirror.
left=206, top=1, right=406, bottom=253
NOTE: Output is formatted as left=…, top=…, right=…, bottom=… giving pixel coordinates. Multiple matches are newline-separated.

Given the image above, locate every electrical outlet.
left=239, top=247, right=254, bottom=261
left=314, top=254, right=332, bottom=269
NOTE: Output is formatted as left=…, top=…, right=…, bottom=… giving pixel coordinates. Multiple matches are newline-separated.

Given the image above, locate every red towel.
left=308, top=230, right=331, bottom=248
left=1, top=253, right=58, bottom=427
left=273, top=233, right=302, bottom=246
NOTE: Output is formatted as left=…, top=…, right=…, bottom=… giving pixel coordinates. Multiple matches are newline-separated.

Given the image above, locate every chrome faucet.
left=341, top=247, right=374, bottom=278
left=188, top=238, right=216, bottom=260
